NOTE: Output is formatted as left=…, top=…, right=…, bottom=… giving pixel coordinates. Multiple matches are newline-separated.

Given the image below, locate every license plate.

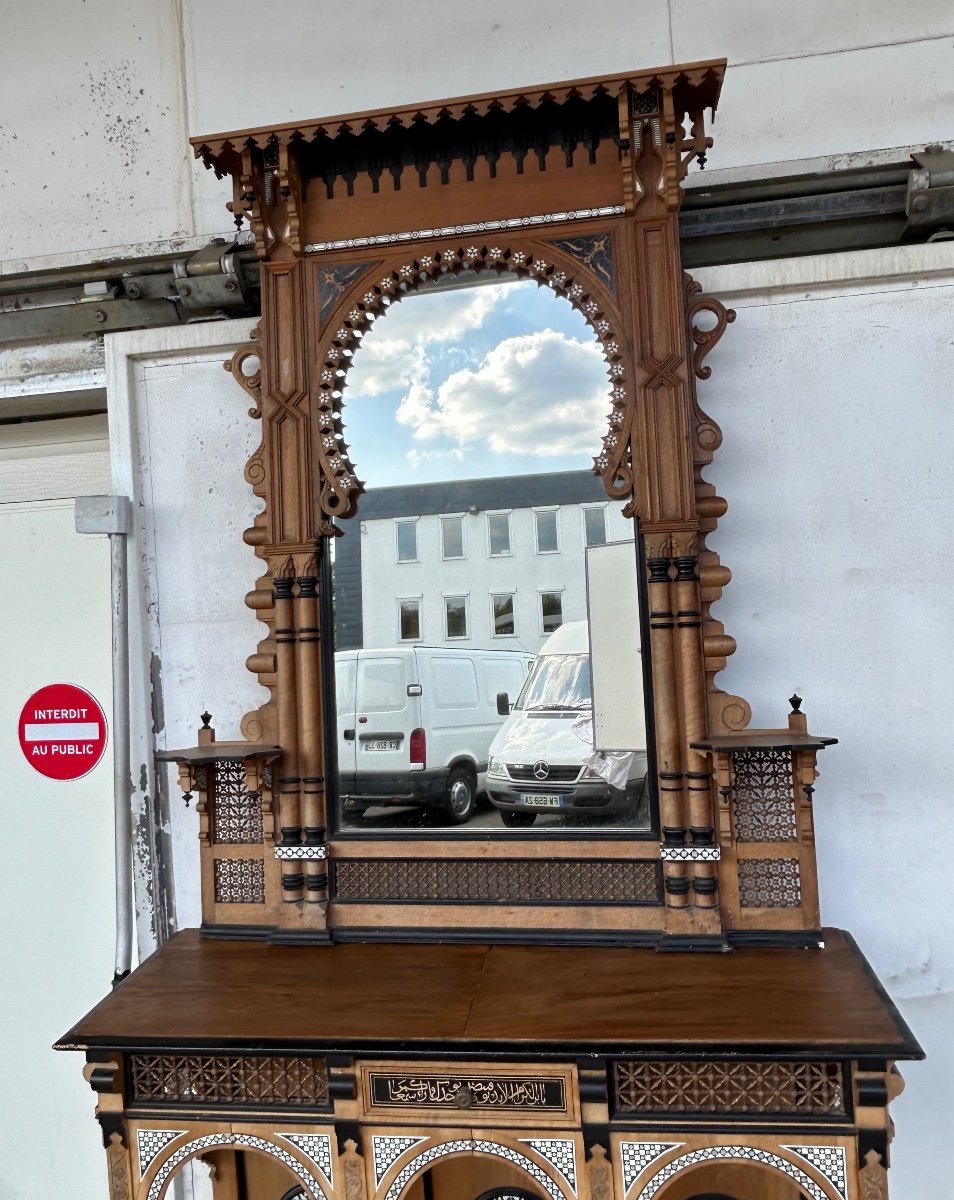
left=365, top=740, right=400, bottom=751
left=519, top=793, right=563, bottom=808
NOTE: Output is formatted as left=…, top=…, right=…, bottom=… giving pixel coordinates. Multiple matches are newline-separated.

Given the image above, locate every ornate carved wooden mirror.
left=175, top=59, right=833, bottom=947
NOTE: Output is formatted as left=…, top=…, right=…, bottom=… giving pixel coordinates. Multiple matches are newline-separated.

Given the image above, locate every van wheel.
left=443, top=768, right=477, bottom=824
left=499, top=809, right=536, bottom=828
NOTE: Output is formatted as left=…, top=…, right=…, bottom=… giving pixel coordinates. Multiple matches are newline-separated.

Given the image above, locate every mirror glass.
left=332, top=274, right=653, bottom=834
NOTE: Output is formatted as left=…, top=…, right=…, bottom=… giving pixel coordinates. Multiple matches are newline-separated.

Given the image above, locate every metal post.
left=75, top=495, right=133, bottom=986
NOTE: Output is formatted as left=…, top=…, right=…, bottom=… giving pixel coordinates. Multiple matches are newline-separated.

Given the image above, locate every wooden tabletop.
left=57, top=928, right=921, bottom=1059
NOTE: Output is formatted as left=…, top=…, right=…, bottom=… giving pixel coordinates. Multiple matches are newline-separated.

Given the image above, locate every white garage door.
left=0, top=416, right=115, bottom=1200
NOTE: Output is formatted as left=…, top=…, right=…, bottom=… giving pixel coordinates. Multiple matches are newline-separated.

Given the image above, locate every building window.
left=395, top=519, right=418, bottom=563
left=534, top=508, right=559, bottom=554
left=487, top=511, right=512, bottom=557
left=441, top=514, right=464, bottom=559
left=491, top=593, right=516, bottom=637
left=444, top=595, right=468, bottom=639
left=399, top=599, right=421, bottom=640
left=583, top=505, right=607, bottom=546
left=541, top=590, right=563, bottom=634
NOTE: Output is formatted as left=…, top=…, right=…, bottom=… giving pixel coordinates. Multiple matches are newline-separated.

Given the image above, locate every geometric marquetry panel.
left=371, top=1136, right=428, bottom=1189
left=782, top=1144, right=848, bottom=1200
left=619, top=1143, right=683, bottom=1195
left=136, top=1129, right=187, bottom=1177
left=129, top=1055, right=330, bottom=1108
left=520, top=1139, right=577, bottom=1195
left=278, top=1133, right=335, bottom=1188
left=615, top=1060, right=846, bottom=1116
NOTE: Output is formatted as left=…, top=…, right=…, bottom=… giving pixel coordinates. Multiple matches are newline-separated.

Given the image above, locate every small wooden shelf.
left=155, top=743, right=281, bottom=765
left=691, top=732, right=838, bottom=752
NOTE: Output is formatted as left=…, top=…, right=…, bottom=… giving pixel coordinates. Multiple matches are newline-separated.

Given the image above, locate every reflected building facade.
left=335, top=470, right=629, bottom=653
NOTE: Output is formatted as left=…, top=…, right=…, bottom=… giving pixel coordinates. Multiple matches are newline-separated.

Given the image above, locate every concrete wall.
left=695, top=242, right=954, bottom=1198
left=3, top=1, right=952, bottom=271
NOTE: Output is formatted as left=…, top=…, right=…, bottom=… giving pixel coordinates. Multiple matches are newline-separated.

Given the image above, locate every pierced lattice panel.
left=212, top=759, right=263, bottom=844
left=615, top=1059, right=846, bottom=1115
left=213, top=857, right=265, bottom=903
left=737, top=857, right=801, bottom=908
left=129, top=1054, right=329, bottom=1107
left=334, top=858, right=660, bottom=904
left=731, top=749, right=798, bottom=841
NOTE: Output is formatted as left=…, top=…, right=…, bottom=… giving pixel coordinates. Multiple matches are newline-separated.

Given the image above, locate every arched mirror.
left=329, top=270, right=655, bottom=837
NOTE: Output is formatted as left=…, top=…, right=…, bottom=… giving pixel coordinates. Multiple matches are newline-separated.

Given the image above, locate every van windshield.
left=515, top=653, right=591, bottom=711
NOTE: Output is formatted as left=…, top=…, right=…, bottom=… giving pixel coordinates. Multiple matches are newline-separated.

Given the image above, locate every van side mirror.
left=496, top=692, right=511, bottom=716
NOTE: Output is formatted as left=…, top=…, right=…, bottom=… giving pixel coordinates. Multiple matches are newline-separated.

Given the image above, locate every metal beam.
left=1, top=156, right=950, bottom=345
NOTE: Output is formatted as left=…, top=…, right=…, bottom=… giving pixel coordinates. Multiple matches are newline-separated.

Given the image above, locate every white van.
left=335, top=646, right=534, bottom=824
left=485, top=621, right=649, bottom=827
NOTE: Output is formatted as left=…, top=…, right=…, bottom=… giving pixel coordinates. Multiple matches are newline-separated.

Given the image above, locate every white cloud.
left=405, top=446, right=465, bottom=470
left=395, top=330, right=610, bottom=458
left=388, top=285, right=506, bottom=344
left=346, top=285, right=506, bottom=400
left=346, top=335, right=427, bottom=398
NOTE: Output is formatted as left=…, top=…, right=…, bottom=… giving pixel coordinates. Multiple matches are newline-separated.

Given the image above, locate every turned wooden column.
left=274, top=570, right=303, bottom=900
left=296, top=556, right=328, bottom=903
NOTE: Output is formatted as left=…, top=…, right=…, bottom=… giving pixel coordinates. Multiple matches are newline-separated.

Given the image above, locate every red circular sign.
left=18, top=683, right=108, bottom=781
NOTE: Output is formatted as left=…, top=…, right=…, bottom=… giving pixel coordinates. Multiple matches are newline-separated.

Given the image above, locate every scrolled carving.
left=711, top=694, right=753, bottom=732
left=684, top=273, right=736, bottom=381
left=245, top=445, right=266, bottom=490
left=225, top=338, right=264, bottom=418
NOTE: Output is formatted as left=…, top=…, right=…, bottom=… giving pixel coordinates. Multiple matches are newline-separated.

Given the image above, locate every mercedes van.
left=336, top=646, right=533, bottom=824
left=485, top=621, right=648, bottom=826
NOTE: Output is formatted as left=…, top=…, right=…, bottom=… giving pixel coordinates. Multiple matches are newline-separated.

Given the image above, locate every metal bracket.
left=905, top=147, right=954, bottom=238
left=172, top=238, right=246, bottom=308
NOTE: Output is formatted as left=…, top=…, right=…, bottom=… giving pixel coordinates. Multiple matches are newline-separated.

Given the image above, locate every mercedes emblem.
left=533, top=760, right=550, bottom=780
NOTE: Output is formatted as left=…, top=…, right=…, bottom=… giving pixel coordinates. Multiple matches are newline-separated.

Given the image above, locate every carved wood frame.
left=189, top=60, right=831, bottom=944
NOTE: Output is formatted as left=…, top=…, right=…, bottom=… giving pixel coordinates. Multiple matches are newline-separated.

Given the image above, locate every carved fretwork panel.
left=737, top=857, right=802, bottom=909
left=614, top=1059, right=847, bottom=1117
left=334, top=859, right=661, bottom=904
left=213, top=857, right=265, bottom=903
left=731, top=751, right=798, bottom=842
left=211, top=759, right=264, bottom=844
left=129, top=1054, right=330, bottom=1110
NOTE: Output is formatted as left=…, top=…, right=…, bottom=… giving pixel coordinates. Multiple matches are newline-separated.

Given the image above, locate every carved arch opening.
left=629, top=1146, right=844, bottom=1200
left=378, top=1137, right=573, bottom=1200
left=310, top=240, right=637, bottom=533
left=139, top=1132, right=332, bottom=1200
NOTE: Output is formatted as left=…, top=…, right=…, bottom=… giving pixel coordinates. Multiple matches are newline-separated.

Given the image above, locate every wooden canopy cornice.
left=191, top=61, right=725, bottom=179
